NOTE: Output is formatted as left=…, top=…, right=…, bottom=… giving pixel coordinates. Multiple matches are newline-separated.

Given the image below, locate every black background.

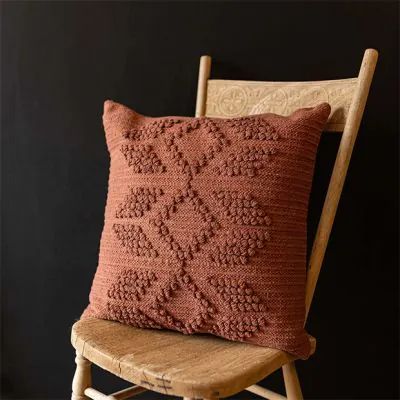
left=2, top=2, right=398, bottom=399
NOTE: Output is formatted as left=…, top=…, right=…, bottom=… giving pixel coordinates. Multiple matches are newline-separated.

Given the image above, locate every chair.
left=71, top=49, right=378, bottom=400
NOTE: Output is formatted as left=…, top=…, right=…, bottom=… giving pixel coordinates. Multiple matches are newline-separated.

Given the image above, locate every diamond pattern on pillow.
left=83, top=100, right=331, bottom=359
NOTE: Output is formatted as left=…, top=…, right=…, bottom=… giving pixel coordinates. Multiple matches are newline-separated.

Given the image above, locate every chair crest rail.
left=205, top=78, right=358, bottom=132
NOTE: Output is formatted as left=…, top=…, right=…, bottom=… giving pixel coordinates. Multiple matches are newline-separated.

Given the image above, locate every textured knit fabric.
left=83, top=100, right=331, bottom=359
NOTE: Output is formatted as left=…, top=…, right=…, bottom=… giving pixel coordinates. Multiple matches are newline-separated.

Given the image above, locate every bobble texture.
left=116, top=187, right=163, bottom=219
left=215, top=146, right=277, bottom=177
left=120, top=144, right=166, bottom=173
left=84, top=100, right=331, bottom=360
left=213, top=190, right=271, bottom=226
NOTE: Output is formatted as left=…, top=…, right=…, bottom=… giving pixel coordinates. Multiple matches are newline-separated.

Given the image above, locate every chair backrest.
left=195, top=49, right=378, bottom=321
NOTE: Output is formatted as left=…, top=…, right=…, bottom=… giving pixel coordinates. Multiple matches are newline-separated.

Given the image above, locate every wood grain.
left=205, top=78, right=358, bottom=131
left=71, top=318, right=315, bottom=399
left=196, top=55, right=211, bottom=117
left=246, top=384, right=287, bottom=400
left=84, top=385, right=146, bottom=400
left=282, top=362, right=303, bottom=400
left=72, top=351, right=92, bottom=400
left=304, top=48, right=378, bottom=317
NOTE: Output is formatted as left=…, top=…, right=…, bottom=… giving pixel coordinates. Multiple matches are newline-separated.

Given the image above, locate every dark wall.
left=1, top=2, right=398, bottom=399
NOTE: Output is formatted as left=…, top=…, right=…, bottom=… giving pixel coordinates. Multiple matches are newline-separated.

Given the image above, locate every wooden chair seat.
left=71, top=318, right=315, bottom=399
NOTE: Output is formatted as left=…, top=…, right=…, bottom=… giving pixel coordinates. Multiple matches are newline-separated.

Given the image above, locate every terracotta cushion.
left=83, top=100, right=331, bottom=359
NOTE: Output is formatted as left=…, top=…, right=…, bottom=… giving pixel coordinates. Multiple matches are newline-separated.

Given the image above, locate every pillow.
left=83, top=100, right=331, bottom=359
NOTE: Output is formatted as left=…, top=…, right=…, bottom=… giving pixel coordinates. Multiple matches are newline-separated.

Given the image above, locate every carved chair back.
left=195, top=50, right=378, bottom=318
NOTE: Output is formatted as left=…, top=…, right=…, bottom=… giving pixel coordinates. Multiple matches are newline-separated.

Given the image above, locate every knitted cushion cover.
left=83, top=100, right=331, bottom=359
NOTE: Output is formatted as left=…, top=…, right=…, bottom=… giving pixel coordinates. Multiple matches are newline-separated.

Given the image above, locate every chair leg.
left=282, top=362, right=303, bottom=400
left=72, top=350, right=92, bottom=400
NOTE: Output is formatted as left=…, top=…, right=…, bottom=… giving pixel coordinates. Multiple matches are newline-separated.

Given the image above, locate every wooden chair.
left=71, top=49, right=378, bottom=400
